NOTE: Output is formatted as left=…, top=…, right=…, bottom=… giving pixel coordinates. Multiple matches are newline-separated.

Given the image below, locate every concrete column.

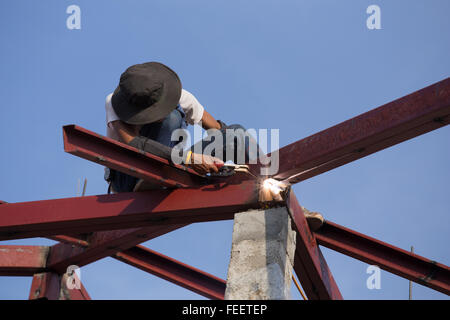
left=224, top=207, right=297, bottom=300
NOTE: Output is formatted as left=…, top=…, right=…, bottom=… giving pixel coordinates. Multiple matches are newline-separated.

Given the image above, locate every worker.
left=103, top=61, right=324, bottom=230
left=104, top=61, right=255, bottom=193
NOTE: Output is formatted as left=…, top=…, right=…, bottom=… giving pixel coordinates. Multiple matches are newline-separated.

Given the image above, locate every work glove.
left=217, top=120, right=227, bottom=130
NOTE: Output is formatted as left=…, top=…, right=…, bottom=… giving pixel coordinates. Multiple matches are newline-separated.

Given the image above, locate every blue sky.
left=0, top=0, right=449, bottom=300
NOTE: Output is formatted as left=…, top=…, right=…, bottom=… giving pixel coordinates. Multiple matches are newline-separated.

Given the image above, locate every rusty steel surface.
left=47, top=224, right=186, bottom=274
left=2, top=81, right=449, bottom=300
left=286, top=192, right=343, bottom=300
left=63, top=124, right=206, bottom=188
left=48, top=235, right=90, bottom=248
left=0, top=245, right=48, bottom=276
left=114, top=245, right=226, bottom=300
left=29, top=272, right=61, bottom=300
left=0, top=179, right=263, bottom=240
left=314, top=220, right=450, bottom=295
left=28, top=272, right=90, bottom=300
left=59, top=273, right=91, bottom=300
left=270, top=78, right=450, bottom=183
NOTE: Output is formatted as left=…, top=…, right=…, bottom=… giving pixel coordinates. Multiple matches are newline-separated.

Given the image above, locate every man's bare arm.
left=110, top=120, right=222, bottom=174
left=200, top=110, right=221, bottom=130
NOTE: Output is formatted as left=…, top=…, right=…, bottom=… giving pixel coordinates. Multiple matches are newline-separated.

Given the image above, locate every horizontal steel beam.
left=0, top=245, right=48, bottom=276
left=63, top=124, right=205, bottom=188
left=287, top=192, right=343, bottom=300
left=314, top=220, right=450, bottom=295
left=0, top=179, right=265, bottom=240
left=271, top=78, right=450, bottom=183
left=114, top=245, right=226, bottom=300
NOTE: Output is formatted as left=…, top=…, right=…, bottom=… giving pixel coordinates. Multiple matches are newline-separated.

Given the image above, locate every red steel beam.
left=48, top=234, right=90, bottom=248
left=59, top=273, right=91, bottom=300
left=114, top=245, right=226, bottom=300
left=0, top=245, right=48, bottom=276
left=0, top=179, right=265, bottom=240
left=270, top=78, right=450, bottom=183
left=44, top=229, right=225, bottom=300
left=46, top=224, right=186, bottom=274
left=63, top=124, right=205, bottom=188
left=29, top=272, right=90, bottom=300
left=0, top=244, right=92, bottom=300
left=287, top=192, right=343, bottom=300
left=314, top=220, right=450, bottom=295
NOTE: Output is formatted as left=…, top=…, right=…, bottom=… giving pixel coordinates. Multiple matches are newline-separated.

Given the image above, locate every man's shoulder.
left=105, top=92, right=120, bottom=123
left=105, top=92, right=113, bottom=104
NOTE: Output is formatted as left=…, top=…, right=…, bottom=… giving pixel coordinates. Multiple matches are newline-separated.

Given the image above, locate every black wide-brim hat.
left=111, top=62, right=182, bottom=125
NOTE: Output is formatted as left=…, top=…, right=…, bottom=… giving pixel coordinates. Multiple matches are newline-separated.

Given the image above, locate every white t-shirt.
left=105, top=89, right=204, bottom=140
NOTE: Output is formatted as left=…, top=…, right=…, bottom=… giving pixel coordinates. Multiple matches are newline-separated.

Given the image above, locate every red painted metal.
left=270, top=78, right=450, bottom=183
left=0, top=179, right=264, bottom=240
left=0, top=245, right=48, bottom=276
left=3, top=80, right=450, bottom=300
left=60, top=273, right=91, bottom=300
left=48, top=235, right=90, bottom=247
left=314, top=220, right=450, bottom=295
left=287, top=192, right=343, bottom=300
left=63, top=124, right=206, bottom=188
left=29, top=271, right=90, bottom=300
left=29, top=272, right=61, bottom=300
left=47, top=224, right=186, bottom=274
left=114, top=245, right=226, bottom=300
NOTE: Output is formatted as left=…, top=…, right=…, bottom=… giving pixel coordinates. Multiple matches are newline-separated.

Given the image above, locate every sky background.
left=0, top=0, right=449, bottom=300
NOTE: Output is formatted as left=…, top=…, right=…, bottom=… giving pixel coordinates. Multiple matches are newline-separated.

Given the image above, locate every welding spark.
left=263, top=178, right=283, bottom=194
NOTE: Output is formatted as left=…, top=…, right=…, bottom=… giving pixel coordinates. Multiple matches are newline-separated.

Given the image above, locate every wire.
left=292, top=274, right=307, bottom=300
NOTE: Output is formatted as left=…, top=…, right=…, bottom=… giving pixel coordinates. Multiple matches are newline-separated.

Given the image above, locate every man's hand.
left=187, top=153, right=224, bottom=175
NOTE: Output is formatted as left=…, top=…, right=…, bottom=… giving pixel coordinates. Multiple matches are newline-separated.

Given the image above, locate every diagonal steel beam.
left=287, top=192, right=343, bottom=300
left=48, top=234, right=90, bottom=248
left=45, top=233, right=225, bottom=299
left=269, top=78, right=450, bottom=183
left=63, top=124, right=205, bottom=188
left=314, top=220, right=450, bottom=295
left=114, top=245, right=226, bottom=300
left=46, top=224, right=186, bottom=274
left=0, top=245, right=48, bottom=276
left=0, top=179, right=265, bottom=240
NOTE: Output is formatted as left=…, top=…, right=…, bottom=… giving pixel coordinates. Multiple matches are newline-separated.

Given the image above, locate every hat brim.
left=111, top=63, right=182, bottom=125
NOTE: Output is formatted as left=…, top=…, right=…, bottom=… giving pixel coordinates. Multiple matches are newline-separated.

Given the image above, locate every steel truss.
left=0, top=78, right=449, bottom=299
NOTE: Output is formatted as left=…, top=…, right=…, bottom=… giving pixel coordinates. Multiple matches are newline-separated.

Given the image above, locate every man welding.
left=104, top=61, right=324, bottom=230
